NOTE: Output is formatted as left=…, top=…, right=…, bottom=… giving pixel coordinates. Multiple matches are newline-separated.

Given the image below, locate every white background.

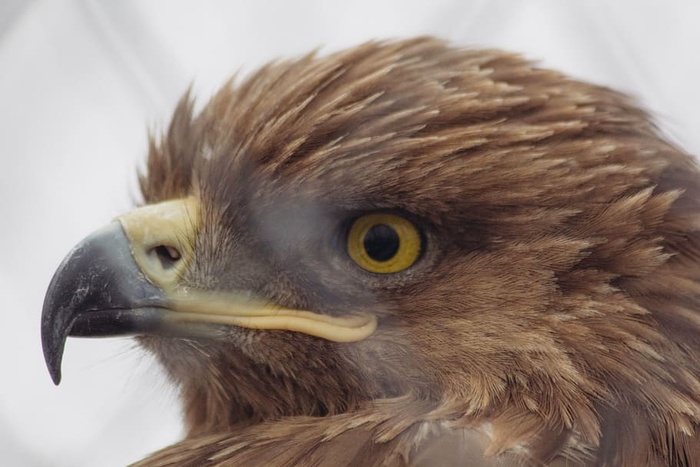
left=1, top=1, right=698, bottom=465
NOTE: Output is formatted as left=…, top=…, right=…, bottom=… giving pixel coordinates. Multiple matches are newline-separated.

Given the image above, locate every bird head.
left=42, top=38, right=700, bottom=453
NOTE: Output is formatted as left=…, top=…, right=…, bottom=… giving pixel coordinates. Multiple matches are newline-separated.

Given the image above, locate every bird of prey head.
left=42, top=38, right=700, bottom=466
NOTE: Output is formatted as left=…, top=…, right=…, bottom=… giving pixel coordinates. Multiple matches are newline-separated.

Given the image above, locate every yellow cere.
left=347, top=213, right=421, bottom=273
left=117, top=197, right=200, bottom=290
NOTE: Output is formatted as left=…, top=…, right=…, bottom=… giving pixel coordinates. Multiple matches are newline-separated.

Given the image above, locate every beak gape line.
left=41, top=198, right=377, bottom=385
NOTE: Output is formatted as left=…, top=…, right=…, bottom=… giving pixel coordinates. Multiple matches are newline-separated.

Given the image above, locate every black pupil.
left=363, top=224, right=400, bottom=262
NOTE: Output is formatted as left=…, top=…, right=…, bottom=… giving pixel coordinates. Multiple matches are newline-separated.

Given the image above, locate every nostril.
left=151, top=245, right=181, bottom=270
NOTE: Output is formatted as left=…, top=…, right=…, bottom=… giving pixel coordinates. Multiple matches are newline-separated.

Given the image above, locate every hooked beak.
left=41, top=198, right=377, bottom=385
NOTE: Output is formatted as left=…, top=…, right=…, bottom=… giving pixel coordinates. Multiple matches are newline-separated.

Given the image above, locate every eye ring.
left=347, top=213, right=421, bottom=273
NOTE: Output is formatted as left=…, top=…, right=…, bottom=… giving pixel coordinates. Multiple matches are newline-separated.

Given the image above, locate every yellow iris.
left=347, top=213, right=421, bottom=273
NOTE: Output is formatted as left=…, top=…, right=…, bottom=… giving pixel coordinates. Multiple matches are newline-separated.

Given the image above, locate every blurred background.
left=1, top=1, right=698, bottom=465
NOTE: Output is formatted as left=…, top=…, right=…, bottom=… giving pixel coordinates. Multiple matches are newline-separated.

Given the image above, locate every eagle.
left=41, top=37, right=700, bottom=466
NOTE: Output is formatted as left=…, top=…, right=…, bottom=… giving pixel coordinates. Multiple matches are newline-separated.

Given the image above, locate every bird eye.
left=347, top=213, right=421, bottom=273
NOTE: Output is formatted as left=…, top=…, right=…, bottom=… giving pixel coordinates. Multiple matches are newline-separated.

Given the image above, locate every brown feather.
left=134, top=37, right=700, bottom=465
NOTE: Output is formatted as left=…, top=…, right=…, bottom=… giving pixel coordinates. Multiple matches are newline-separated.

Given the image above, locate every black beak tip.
left=41, top=303, right=66, bottom=386
left=48, top=363, right=62, bottom=386
left=42, top=336, right=64, bottom=385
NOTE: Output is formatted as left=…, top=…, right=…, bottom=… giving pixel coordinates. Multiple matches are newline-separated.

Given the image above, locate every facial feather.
left=133, top=38, right=700, bottom=464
